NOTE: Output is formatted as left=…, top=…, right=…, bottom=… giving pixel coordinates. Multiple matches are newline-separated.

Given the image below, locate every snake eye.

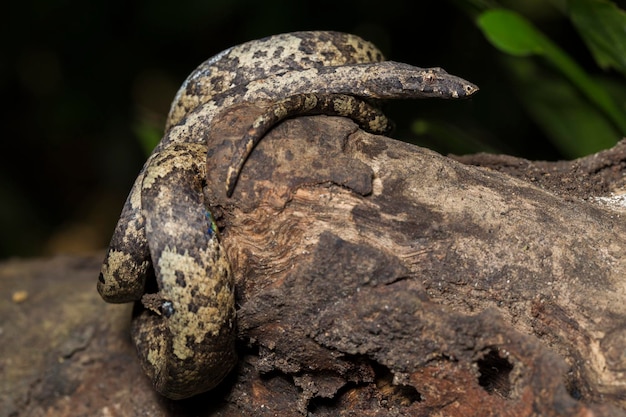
left=161, top=301, right=175, bottom=318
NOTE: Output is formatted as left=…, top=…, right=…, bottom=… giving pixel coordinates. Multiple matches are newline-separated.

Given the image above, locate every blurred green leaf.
left=477, top=8, right=626, bottom=138
left=476, top=9, right=549, bottom=55
left=133, top=123, right=162, bottom=156
left=507, top=59, right=619, bottom=157
left=567, top=0, right=626, bottom=75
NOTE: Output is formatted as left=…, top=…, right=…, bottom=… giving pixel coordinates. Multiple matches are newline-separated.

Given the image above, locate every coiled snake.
left=97, top=31, right=478, bottom=399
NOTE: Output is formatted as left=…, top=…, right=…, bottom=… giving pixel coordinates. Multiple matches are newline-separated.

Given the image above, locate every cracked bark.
left=2, top=101, right=626, bottom=416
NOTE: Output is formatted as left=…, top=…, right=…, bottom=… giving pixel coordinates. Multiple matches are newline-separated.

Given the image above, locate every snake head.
left=413, top=67, right=479, bottom=99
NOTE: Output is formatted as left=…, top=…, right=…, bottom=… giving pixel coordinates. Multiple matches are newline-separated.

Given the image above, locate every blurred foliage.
left=2, top=0, right=625, bottom=258
left=474, top=1, right=626, bottom=157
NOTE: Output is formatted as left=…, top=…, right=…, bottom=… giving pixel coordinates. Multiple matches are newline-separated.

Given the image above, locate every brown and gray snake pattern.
left=97, top=31, right=479, bottom=399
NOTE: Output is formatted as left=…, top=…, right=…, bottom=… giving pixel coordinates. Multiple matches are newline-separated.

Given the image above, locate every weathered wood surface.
left=2, top=102, right=626, bottom=416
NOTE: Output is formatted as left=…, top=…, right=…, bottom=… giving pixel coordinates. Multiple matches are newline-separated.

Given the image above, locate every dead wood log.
left=2, top=101, right=626, bottom=416
left=206, top=102, right=626, bottom=415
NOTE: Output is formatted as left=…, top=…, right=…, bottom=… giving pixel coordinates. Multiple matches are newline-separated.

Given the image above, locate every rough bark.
left=2, top=102, right=626, bottom=416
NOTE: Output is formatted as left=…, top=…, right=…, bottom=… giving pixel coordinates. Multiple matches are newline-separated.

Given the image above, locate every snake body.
left=97, top=31, right=478, bottom=399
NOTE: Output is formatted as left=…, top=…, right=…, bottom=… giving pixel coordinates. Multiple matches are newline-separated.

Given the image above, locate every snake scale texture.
left=97, top=31, right=478, bottom=399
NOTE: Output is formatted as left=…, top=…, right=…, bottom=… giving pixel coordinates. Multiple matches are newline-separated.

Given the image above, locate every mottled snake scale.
left=97, top=31, right=478, bottom=399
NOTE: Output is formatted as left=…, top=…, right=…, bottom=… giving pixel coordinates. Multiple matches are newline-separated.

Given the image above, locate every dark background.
left=1, top=0, right=620, bottom=258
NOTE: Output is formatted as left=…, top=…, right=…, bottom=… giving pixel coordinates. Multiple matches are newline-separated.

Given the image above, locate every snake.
left=96, top=31, right=478, bottom=400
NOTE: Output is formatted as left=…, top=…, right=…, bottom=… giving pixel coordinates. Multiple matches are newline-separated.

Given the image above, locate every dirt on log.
left=2, top=102, right=626, bottom=416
